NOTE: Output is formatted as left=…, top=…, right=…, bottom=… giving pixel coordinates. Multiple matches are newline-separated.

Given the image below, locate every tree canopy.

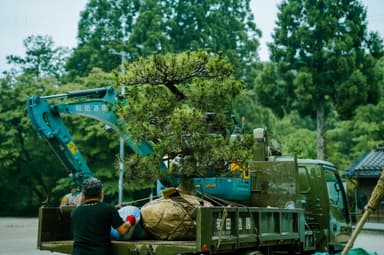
left=6, top=35, right=70, bottom=81
left=116, top=50, right=251, bottom=186
left=0, top=74, right=65, bottom=215
left=255, top=0, right=384, bottom=159
left=66, top=0, right=261, bottom=86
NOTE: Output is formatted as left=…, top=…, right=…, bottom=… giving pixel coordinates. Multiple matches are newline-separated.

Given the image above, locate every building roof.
left=343, top=146, right=384, bottom=178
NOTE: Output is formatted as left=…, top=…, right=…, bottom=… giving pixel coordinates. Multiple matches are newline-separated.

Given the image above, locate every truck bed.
left=38, top=206, right=305, bottom=255
left=39, top=240, right=197, bottom=254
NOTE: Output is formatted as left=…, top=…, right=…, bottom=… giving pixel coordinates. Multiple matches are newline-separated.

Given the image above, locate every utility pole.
left=109, top=49, right=130, bottom=206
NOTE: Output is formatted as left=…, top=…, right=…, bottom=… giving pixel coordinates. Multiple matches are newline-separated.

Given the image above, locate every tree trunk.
left=316, top=102, right=327, bottom=160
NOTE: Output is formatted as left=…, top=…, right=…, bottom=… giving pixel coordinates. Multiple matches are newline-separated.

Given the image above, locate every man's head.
left=81, top=177, right=102, bottom=199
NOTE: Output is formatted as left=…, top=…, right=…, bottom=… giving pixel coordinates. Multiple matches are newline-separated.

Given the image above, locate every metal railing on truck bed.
left=38, top=206, right=305, bottom=255
left=197, top=207, right=305, bottom=253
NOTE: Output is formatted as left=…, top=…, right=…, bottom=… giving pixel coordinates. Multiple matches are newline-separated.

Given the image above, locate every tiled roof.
left=343, top=146, right=384, bottom=178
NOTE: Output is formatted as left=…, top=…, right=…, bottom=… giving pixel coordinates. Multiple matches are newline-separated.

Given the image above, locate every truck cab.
left=296, top=159, right=351, bottom=252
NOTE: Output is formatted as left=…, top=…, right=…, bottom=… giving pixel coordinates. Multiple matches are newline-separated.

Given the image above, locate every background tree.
left=0, top=74, right=66, bottom=215
left=328, top=56, right=384, bottom=169
left=159, top=0, right=260, bottom=85
left=6, top=35, right=70, bottom=81
left=0, top=35, right=74, bottom=215
left=327, top=101, right=384, bottom=170
left=66, top=0, right=141, bottom=79
left=66, top=0, right=261, bottom=87
left=255, top=0, right=384, bottom=160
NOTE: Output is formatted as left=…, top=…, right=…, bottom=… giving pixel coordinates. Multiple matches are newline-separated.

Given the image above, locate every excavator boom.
left=27, top=86, right=156, bottom=186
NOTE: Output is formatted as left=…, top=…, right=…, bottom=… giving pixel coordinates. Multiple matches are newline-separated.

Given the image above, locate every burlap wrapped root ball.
left=140, top=194, right=203, bottom=240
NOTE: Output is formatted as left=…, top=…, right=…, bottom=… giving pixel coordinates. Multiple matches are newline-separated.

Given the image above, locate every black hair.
left=82, top=177, right=102, bottom=198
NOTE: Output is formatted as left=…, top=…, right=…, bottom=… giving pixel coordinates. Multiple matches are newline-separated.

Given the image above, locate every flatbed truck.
left=39, top=206, right=307, bottom=255
left=28, top=86, right=351, bottom=254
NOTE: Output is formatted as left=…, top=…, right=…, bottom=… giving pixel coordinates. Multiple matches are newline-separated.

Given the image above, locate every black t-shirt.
left=71, top=201, right=124, bottom=255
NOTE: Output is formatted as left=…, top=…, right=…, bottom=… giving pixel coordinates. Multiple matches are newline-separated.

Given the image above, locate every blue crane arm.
left=27, top=86, right=159, bottom=187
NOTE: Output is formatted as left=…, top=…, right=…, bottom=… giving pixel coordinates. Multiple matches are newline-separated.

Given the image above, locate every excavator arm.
left=27, top=86, right=157, bottom=187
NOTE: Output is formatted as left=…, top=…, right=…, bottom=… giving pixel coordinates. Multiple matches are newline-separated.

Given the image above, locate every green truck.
left=39, top=205, right=304, bottom=254
left=28, top=87, right=351, bottom=254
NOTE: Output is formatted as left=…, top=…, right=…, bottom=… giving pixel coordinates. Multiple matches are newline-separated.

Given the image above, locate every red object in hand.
left=125, top=215, right=136, bottom=226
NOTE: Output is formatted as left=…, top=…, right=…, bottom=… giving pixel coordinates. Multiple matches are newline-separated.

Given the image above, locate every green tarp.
left=313, top=248, right=378, bottom=255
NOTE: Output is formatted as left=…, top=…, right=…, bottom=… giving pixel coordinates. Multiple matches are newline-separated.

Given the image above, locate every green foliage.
left=66, top=0, right=260, bottom=87
left=280, top=124, right=317, bottom=159
left=6, top=35, right=70, bottom=81
left=268, top=0, right=384, bottom=114
left=126, top=0, right=170, bottom=58
left=256, top=0, right=384, bottom=159
left=66, top=0, right=141, bottom=79
left=158, top=0, right=261, bottom=85
left=117, top=51, right=249, bottom=185
left=254, top=62, right=295, bottom=118
left=0, top=74, right=66, bottom=215
left=328, top=100, right=384, bottom=171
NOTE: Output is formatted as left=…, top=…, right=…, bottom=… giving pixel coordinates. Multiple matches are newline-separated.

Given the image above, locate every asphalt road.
left=0, top=217, right=61, bottom=255
left=0, top=218, right=383, bottom=255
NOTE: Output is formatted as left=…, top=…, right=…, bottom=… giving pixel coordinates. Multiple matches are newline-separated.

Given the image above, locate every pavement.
left=358, top=222, right=384, bottom=231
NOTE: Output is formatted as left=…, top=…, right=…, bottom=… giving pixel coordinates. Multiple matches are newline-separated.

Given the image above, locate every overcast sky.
left=0, top=0, right=383, bottom=73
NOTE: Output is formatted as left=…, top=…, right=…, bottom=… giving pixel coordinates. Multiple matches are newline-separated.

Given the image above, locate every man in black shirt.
left=71, top=177, right=135, bottom=255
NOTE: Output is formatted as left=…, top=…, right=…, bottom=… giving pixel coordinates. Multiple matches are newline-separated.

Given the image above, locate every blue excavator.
left=27, top=86, right=163, bottom=187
